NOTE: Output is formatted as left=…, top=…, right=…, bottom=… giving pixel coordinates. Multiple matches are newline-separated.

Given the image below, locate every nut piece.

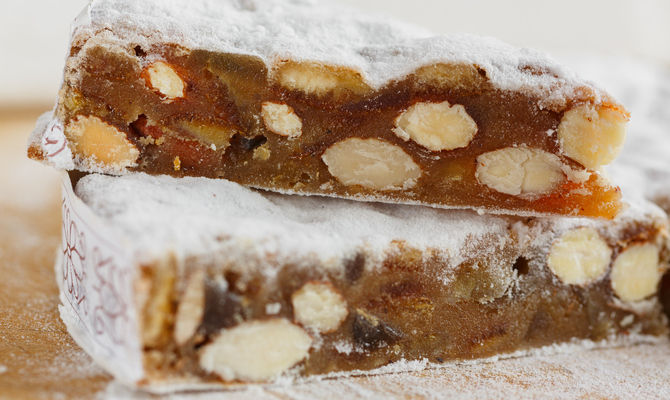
left=547, top=227, right=612, bottom=285
left=475, top=146, right=565, bottom=196
left=291, top=282, right=348, bottom=333
left=253, top=143, right=271, bottom=160
left=180, top=121, right=235, bottom=150
left=65, top=115, right=139, bottom=168
left=322, top=138, right=422, bottom=191
left=611, top=244, right=662, bottom=302
left=173, top=269, right=206, bottom=346
left=143, top=61, right=186, bottom=100
left=275, top=61, right=371, bottom=97
left=261, top=102, right=303, bottom=138
left=393, top=101, right=477, bottom=151
left=557, top=104, right=627, bottom=169
left=199, top=318, right=312, bottom=382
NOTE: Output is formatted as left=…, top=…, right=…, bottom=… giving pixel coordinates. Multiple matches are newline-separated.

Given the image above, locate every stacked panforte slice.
left=27, top=0, right=669, bottom=390
left=58, top=173, right=667, bottom=388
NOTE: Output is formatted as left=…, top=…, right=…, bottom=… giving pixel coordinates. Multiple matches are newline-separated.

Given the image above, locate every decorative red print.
left=44, top=121, right=67, bottom=158
left=61, top=196, right=132, bottom=348
left=91, top=247, right=131, bottom=345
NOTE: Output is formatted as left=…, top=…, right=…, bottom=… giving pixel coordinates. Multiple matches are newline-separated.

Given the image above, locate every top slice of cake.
left=28, top=0, right=629, bottom=218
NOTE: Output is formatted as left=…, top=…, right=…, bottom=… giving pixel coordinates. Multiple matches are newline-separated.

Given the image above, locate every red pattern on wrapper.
left=62, top=202, right=87, bottom=312
left=91, top=247, right=132, bottom=345
left=43, top=119, right=68, bottom=158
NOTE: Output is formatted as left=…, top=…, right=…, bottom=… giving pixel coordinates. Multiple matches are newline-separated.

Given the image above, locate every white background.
left=0, top=0, right=668, bottom=106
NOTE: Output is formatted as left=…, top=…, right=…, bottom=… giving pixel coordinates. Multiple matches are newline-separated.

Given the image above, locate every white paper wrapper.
left=56, top=171, right=143, bottom=385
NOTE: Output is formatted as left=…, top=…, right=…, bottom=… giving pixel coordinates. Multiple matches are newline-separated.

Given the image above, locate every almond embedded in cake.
left=28, top=0, right=629, bottom=218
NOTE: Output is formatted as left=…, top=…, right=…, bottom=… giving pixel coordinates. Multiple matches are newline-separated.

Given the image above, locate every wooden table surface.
left=2, top=108, right=670, bottom=400
left=0, top=108, right=110, bottom=399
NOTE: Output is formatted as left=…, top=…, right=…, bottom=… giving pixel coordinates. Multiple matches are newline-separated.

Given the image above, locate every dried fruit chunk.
left=142, top=61, right=186, bottom=100
left=352, top=309, right=403, bottom=349
left=292, top=282, right=348, bottom=333
left=180, top=121, right=235, bottom=150
left=261, top=102, right=302, bottom=138
left=275, top=61, right=371, bottom=97
left=547, top=227, right=612, bottom=285
left=475, top=146, right=565, bottom=196
left=199, top=319, right=312, bottom=382
left=174, top=269, right=206, bottom=346
left=65, top=115, right=139, bottom=168
left=200, top=280, right=244, bottom=335
left=557, top=104, right=627, bottom=169
left=139, top=257, right=176, bottom=347
left=322, top=138, right=421, bottom=191
left=611, top=244, right=662, bottom=302
left=393, top=101, right=477, bottom=151
left=414, top=63, right=487, bottom=90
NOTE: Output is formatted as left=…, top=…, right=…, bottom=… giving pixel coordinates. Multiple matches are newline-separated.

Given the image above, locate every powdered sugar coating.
left=75, top=173, right=512, bottom=272
left=74, top=170, right=667, bottom=285
left=73, top=0, right=603, bottom=103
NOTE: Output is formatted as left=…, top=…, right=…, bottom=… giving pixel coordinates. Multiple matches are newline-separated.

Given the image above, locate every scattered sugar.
left=264, top=302, right=281, bottom=315
left=332, top=340, right=358, bottom=356
left=0, top=365, right=7, bottom=374
left=72, top=0, right=599, bottom=101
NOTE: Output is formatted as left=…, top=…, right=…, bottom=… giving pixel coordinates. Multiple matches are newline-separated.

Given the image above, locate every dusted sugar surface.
left=76, top=0, right=598, bottom=98
left=75, top=173, right=511, bottom=269
left=74, top=167, right=666, bottom=273
left=73, top=168, right=667, bottom=284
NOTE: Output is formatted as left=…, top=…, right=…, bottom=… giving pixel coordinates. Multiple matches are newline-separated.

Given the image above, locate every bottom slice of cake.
left=57, top=172, right=669, bottom=390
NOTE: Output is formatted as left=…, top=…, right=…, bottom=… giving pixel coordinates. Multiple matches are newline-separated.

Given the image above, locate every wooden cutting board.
left=2, top=108, right=670, bottom=400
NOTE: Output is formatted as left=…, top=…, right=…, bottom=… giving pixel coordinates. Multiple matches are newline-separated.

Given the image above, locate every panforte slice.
left=59, top=172, right=668, bottom=388
left=29, top=0, right=629, bottom=217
